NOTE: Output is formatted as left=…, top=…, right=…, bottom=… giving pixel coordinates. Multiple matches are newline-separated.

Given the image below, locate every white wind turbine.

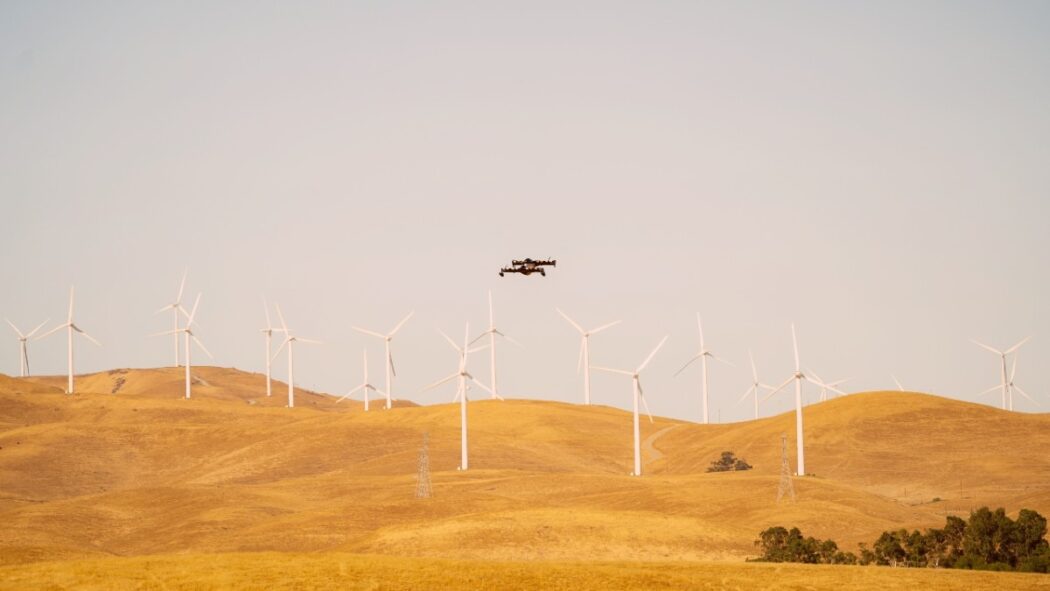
left=972, top=337, right=1031, bottom=411
left=6, top=318, right=49, bottom=378
left=674, top=314, right=732, bottom=424
left=272, top=304, right=322, bottom=409
left=469, top=291, right=519, bottom=400
left=422, top=323, right=491, bottom=470
left=763, top=324, right=842, bottom=477
left=337, top=349, right=385, bottom=411
left=978, top=356, right=1037, bottom=408
left=592, top=336, right=667, bottom=477
left=152, top=293, right=213, bottom=399
left=807, top=369, right=851, bottom=403
left=891, top=375, right=905, bottom=391
left=353, top=312, right=413, bottom=410
left=738, top=349, right=775, bottom=420
left=37, top=287, right=101, bottom=394
left=260, top=299, right=285, bottom=397
left=154, top=269, right=190, bottom=367
left=556, top=308, right=620, bottom=405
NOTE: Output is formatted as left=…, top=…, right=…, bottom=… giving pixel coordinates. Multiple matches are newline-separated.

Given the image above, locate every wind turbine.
left=353, top=311, right=413, bottom=410
left=422, top=323, right=491, bottom=470
left=154, top=269, right=190, bottom=367
left=260, top=298, right=285, bottom=397
left=469, top=291, right=519, bottom=400
left=556, top=308, right=620, bottom=405
left=6, top=318, right=49, bottom=377
left=152, top=293, right=213, bottom=399
left=272, top=304, right=322, bottom=409
left=807, top=369, right=851, bottom=403
left=762, top=324, right=842, bottom=477
left=738, top=349, right=775, bottom=420
left=972, top=337, right=1031, bottom=410
left=337, top=349, right=385, bottom=411
left=37, top=287, right=101, bottom=394
left=891, top=375, right=905, bottom=391
left=592, top=336, right=667, bottom=477
left=674, top=314, right=732, bottom=424
left=978, top=356, right=1037, bottom=408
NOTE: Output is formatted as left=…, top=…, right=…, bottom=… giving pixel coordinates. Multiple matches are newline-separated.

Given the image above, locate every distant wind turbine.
left=674, top=314, right=732, bottom=424
left=738, top=349, right=775, bottom=420
left=763, top=324, right=842, bottom=477
left=272, top=304, right=322, bottom=408
left=807, top=369, right=850, bottom=403
left=260, top=298, right=284, bottom=397
left=422, top=323, right=491, bottom=470
left=154, top=269, right=190, bottom=367
left=973, top=337, right=1032, bottom=410
left=891, top=375, right=905, bottom=391
left=556, top=308, right=620, bottom=405
left=353, top=312, right=413, bottom=409
left=592, top=336, right=667, bottom=477
left=6, top=318, right=49, bottom=378
left=338, top=349, right=385, bottom=411
left=37, top=287, right=101, bottom=394
left=152, top=293, right=213, bottom=399
left=469, top=291, right=519, bottom=400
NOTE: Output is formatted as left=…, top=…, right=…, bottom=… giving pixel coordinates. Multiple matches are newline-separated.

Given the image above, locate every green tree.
left=873, top=530, right=906, bottom=567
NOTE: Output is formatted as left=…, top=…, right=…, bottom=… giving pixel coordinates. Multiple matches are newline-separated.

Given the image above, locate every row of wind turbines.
left=4, top=272, right=1039, bottom=477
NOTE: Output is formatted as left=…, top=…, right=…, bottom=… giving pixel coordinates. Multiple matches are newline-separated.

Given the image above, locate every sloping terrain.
left=1, top=367, right=1048, bottom=574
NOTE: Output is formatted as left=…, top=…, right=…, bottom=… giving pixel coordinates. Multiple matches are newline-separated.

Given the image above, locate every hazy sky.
left=1, top=1, right=1047, bottom=423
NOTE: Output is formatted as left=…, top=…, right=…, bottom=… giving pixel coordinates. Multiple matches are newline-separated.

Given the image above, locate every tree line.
left=753, top=507, right=1050, bottom=573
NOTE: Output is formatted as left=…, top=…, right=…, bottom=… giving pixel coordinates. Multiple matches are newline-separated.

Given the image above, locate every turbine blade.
left=738, top=384, right=756, bottom=404
left=709, top=352, right=734, bottom=367
left=422, top=373, right=458, bottom=393
left=576, top=338, right=584, bottom=375
left=5, top=319, right=24, bottom=339
left=977, top=384, right=1001, bottom=397
left=791, top=323, right=800, bottom=372
left=1005, top=336, right=1031, bottom=355
left=67, top=286, right=74, bottom=323
left=469, top=377, right=494, bottom=395
left=1010, top=356, right=1018, bottom=383
left=154, top=303, right=175, bottom=315
left=892, top=375, right=904, bottom=391
left=495, top=330, right=523, bottom=347
left=439, top=329, right=463, bottom=353
left=589, top=320, right=622, bottom=335
left=275, top=303, right=289, bottom=334
left=186, top=293, right=202, bottom=325
left=591, top=366, right=633, bottom=376
left=353, top=326, right=386, bottom=339
left=176, top=269, right=188, bottom=302
left=78, top=330, right=102, bottom=347
left=1012, top=385, right=1037, bottom=404
left=467, top=331, right=489, bottom=346
left=263, top=297, right=272, bottom=330
left=556, top=308, right=585, bottom=334
left=389, top=351, right=396, bottom=377
left=271, top=338, right=289, bottom=362
left=389, top=311, right=414, bottom=337
left=637, top=380, right=654, bottom=423
left=36, top=323, right=67, bottom=340
left=970, top=339, right=1002, bottom=355
left=696, top=314, right=704, bottom=348
left=762, top=377, right=794, bottom=403
left=748, top=349, right=758, bottom=382
left=151, top=329, right=182, bottom=337
left=296, top=337, right=323, bottom=345
left=191, top=334, right=214, bottom=359
left=673, top=355, right=701, bottom=377
left=805, top=376, right=843, bottom=395
left=339, top=383, right=367, bottom=401
left=26, top=318, right=50, bottom=339
left=636, top=335, right=668, bottom=373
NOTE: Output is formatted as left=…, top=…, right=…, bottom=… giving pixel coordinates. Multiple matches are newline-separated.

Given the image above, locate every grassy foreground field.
left=3, top=553, right=1049, bottom=591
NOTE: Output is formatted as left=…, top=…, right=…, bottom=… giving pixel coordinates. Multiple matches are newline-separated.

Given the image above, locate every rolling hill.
left=1, top=366, right=1048, bottom=587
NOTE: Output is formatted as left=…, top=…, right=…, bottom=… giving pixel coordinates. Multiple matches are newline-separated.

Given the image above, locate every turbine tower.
left=260, top=299, right=284, bottom=397
left=337, top=349, right=385, bottom=411
left=592, top=336, right=667, bottom=476
left=353, top=311, right=413, bottom=409
left=763, top=324, right=842, bottom=477
left=5, top=318, right=48, bottom=377
left=154, top=269, right=189, bottom=367
left=37, top=287, right=101, bottom=394
left=556, top=308, right=620, bottom=405
left=674, top=314, right=731, bottom=424
left=152, top=293, right=213, bottom=399
left=272, top=304, right=322, bottom=408
left=422, top=323, right=491, bottom=470
left=738, top=349, right=775, bottom=420
left=972, top=337, right=1030, bottom=411
left=470, top=291, right=519, bottom=400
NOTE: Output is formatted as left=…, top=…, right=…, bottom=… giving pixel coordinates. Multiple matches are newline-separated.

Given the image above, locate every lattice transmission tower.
left=776, top=433, right=796, bottom=503
left=415, top=432, right=433, bottom=499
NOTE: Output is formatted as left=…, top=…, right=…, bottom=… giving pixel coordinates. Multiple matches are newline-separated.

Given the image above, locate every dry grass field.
left=1, top=366, right=1048, bottom=588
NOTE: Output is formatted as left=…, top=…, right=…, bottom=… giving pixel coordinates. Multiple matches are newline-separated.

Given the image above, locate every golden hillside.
left=1, top=367, right=1048, bottom=575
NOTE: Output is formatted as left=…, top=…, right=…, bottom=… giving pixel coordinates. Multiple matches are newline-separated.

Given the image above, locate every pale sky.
left=1, top=1, right=1047, bottom=423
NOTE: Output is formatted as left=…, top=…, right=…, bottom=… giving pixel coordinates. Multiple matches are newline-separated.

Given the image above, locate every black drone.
left=499, top=258, right=557, bottom=277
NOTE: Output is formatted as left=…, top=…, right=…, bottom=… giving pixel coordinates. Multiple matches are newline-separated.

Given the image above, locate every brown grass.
left=1, top=367, right=1048, bottom=587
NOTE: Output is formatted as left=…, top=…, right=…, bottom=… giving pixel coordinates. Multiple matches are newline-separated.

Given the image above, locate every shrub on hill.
left=707, top=451, right=752, bottom=472
left=757, top=507, right=1049, bottom=573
